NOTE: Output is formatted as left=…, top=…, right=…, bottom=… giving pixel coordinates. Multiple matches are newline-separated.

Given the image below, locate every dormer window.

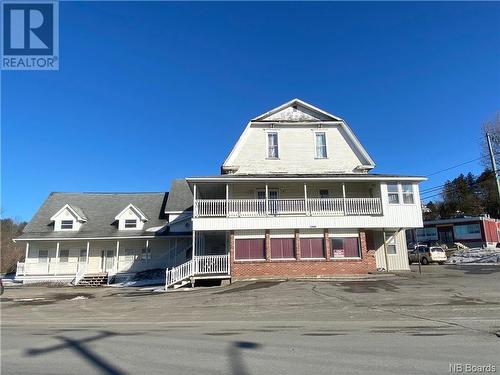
left=124, top=219, right=137, bottom=229
left=50, top=204, right=86, bottom=232
left=115, top=204, right=148, bottom=230
left=61, top=220, right=74, bottom=230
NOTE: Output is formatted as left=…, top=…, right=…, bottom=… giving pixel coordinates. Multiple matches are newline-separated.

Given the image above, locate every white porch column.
left=192, top=230, right=197, bottom=273
left=86, top=241, right=90, bottom=265
left=54, top=242, right=60, bottom=275
left=342, top=182, right=347, bottom=215
left=145, top=240, right=149, bottom=266
left=193, top=184, right=197, bottom=217
left=265, top=184, right=269, bottom=215
left=225, top=183, right=229, bottom=217
left=304, top=183, right=309, bottom=215
left=382, top=230, right=390, bottom=272
left=24, top=242, right=29, bottom=276
left=115, top=241, right=120, bottom=272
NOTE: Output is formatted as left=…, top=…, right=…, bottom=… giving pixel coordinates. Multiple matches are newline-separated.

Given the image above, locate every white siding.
left=228, top=125, right=367, bottom=175
left=373, top=230, right=410, bottom=271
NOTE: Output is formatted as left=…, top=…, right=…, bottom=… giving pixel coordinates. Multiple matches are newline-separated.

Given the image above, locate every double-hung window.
left=402, top=184, right=414, bottom=204
left=331, top=237, right=360, bottom=258
left=267, top=132, right=279, bottom=159
left=315, top=132, right=327, bottom=158
left=385, top=233, right=397, bottom=255
left=61, top=220, right=73, bottom=230
left=387, top=183, right=400, bottom=204
left=125, top=219, right=137, bottom=229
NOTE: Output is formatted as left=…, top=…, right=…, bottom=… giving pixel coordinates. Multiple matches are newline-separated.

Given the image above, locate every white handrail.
left=166, top=259, right=195, bottom=288
left=165, top=254, right=230, bottom=288
left=73, top=263, right=87, bottom=285
left=195, top=197, right=383, bottom=217
left=195, top=255, right=229, bottom=275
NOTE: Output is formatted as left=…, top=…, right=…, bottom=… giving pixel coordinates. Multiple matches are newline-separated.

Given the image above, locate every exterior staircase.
left=165, top=255, right=230, bottom=290
left=77, top=273, right=108, bottom=286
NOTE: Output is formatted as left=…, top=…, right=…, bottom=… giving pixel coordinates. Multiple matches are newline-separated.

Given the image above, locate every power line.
left=420, top=174, right=498, bottom=201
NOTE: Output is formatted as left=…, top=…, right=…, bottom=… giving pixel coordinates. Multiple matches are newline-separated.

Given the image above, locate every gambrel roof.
left=223, top=98, right=376, bottom=171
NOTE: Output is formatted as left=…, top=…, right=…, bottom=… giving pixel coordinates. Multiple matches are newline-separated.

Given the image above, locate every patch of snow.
left=447, top=247, right=500, bottom=265
left=69, top=296, right=88, bottom=301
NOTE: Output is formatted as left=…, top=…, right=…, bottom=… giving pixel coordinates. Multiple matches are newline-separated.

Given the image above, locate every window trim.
left=387, top=182, right=400, bottom=205
left=330, top=237, right=361, bottom=259
left=60, top=220, right=74, bottom=230
left=124, top=219, right=138, bottom=229
left=266, top=131, right=280, bottom=159
left=38, top=249, right=48, bottom=263
left=59, top=249, right=70, bottom=263
left=401, top=183, right=415, bottom=205
left=314, top=131, right=328, bottom=159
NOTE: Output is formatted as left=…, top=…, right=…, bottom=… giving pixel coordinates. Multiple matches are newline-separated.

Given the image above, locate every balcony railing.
left=16, top=261, right=85, bottom=277
left=194, top=197, right=383, bottom=218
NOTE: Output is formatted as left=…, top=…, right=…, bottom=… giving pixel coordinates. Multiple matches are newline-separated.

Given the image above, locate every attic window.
left=124, top=219, right=137, bottom=229
left=61, top=220, right=74, bottom=230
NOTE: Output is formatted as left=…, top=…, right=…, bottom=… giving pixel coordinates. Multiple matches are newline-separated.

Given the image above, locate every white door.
left=101, top=250, right=115, bottom=272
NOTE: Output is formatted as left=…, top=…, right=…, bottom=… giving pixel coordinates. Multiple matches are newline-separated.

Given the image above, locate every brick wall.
left=230, top=229, right=377, bottom=280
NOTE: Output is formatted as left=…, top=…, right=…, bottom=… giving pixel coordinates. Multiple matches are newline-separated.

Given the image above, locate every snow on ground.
left=447, top=247, right=500, bottom=265
left=111, top=268, right=166, bottom=288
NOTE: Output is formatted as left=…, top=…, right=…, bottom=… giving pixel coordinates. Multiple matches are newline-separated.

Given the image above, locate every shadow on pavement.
left=25, top=330, right=139, bottom=375
left=228, top=341, right=262, bottom=375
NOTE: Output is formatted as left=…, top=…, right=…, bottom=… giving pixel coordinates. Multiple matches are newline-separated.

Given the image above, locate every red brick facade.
left=230, top=229, right=377, bottom=280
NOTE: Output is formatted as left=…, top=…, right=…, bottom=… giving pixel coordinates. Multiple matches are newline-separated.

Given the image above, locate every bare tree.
left=0, top=218, right=27, bottom=274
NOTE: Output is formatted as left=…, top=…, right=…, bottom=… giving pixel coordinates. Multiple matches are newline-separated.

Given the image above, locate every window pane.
left=79, top=249, right=87, bottom=261
left=402, top=184, right=413, bottom=193
left=271, top=238, right=295, bottom=259
left=387, top=183, right=399, bottom=193
left=331, top=237, right=360, bottom=258
left=387, top=244, right=397, bottom=254
left=388, top=193, right=400, bottom=204
left=403, top=194, right=414, bottom=204
left=319, top=189, right=329, bottom=199
left=39, top=250, right=48, bottom=263
left=315, top=133, right=327, bottom=158
left=235, top=239, right=265, bottom=260
left=125, top=219, right=137, bottom=228
left=267, top=133, right=279, bottom=158
left=300, top=238, right=324, bottom=258
left=59, top=250, right=69, bottom=262
left=61, top=220, right=73, bottom=229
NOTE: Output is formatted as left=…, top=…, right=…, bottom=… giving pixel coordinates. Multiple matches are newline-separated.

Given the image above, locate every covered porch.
left=190, top=179, right=383, bottom=218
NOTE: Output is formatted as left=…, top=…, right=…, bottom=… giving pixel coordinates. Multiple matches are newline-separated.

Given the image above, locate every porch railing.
left=195, top=255, right=229, bottom=275
left=195, top=197, right=383, bottom=218
left=166, top=254, right=230, bottom=288
left=16, top=261, right=82, bottom=276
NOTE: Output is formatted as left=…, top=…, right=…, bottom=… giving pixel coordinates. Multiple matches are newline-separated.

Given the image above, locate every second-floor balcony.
left=194, top=197, right=383, bottom=218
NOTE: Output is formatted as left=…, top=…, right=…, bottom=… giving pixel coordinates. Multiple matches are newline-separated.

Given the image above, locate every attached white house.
left=16, top=99, right=425, bottom=287
left=15, top=189, right=193, bottom=285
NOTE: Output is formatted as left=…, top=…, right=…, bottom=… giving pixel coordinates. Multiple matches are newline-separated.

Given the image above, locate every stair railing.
left=73, top=263, right=87, bottom=286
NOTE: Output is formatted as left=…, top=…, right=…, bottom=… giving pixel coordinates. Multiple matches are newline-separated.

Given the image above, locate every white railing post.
left=304, top=184, right=309, bottom=215
left=342, top=183, right=347, bottom=215
left=193, top=184, right=198, bottom=217
left=24, top=243, right=29, bottom=276
left=115, top=241, right=120, bottom=273
left=54, top=242, right=60, bottom=275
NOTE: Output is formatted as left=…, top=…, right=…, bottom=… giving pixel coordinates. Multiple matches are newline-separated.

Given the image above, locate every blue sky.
left=2, top=2, right=499, bottom=221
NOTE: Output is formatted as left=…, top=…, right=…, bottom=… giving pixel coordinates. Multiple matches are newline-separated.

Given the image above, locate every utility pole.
left=486, top=132, right=500, bottom=214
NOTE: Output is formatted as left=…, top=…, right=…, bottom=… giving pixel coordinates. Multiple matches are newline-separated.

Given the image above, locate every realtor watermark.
left=450, top=363, right=497, bottom=373
left=1, top=0, right=59, bottom=70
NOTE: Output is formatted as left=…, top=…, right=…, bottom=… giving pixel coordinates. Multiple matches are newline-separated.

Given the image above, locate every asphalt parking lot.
left=2, top=265, right=499, bottom=375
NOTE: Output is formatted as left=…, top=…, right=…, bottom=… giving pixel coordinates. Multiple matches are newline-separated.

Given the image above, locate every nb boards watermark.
left=1, top=0, right=59, bottom=70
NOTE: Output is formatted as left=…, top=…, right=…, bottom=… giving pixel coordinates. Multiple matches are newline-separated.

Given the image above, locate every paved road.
left=2, top=265, right=499, bottom=374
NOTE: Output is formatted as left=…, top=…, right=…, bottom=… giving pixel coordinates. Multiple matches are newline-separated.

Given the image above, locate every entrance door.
left=437, top=226, right=454, bottom=245
left=101, top=250, right=115, bottom=272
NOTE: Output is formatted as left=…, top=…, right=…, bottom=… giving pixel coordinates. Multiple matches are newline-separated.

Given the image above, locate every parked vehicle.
left=408, top=246, right=447, bottom=265
left=0, top=278, right=4, bottom=295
